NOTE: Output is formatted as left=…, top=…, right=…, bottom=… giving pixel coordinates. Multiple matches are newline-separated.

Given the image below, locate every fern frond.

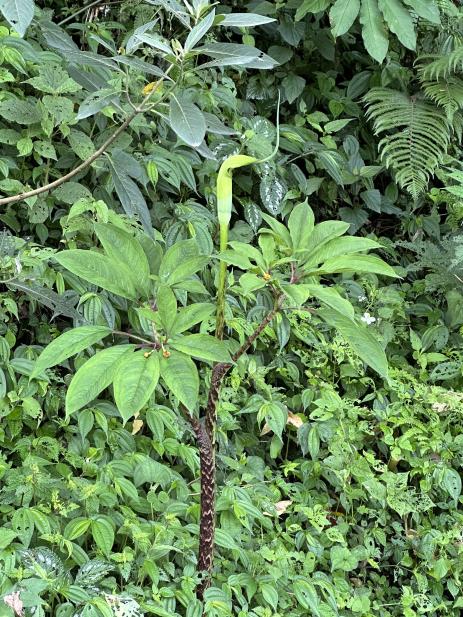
left=364, top=88, right=451, bottom=200
left=420, top=46, right=463, bottom=80
left=421, top=77, right=463, bottom=120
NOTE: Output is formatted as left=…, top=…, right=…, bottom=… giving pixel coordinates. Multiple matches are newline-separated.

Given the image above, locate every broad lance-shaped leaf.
left=301, top=236, right=382, bottom=270
left=94, top=223, right=150, bottom=297
left=160, top=351, right=199, bottom=411
left=378, top=0, right=416, bottom=50
left=307, top=254, right=398, bottom=278
left=184, top=8, right=215, bottom=52
left=319, top=307, right=388, bottom=378
left=169, top=94, right=206, bottom=147
left=299, top=284, right=355, bottom=319
left=54, top=250, right=137, bottom=300
left=360, top=0, right=389, bottom=63
left=113, top=351, right=160, bottom=423
left=32, top=326, right=112, bottom=377
left=288, top=200, right=314, bottom=252
left=66, top=345, right=134, bottom=416
left=170, top=334, right=232, bottom=363
left=330, top=0, right=360, bottom=37
left=217, top=13, right=276, bottom=27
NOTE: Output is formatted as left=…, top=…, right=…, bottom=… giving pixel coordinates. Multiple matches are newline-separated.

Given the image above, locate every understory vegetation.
left=0, top=1, right=462, bottom=616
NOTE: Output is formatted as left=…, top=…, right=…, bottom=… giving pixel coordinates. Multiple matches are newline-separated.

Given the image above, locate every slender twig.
left=0, top=64, right=174, bottom=207
left=112, top=330, right=158, bottom=347
left=58, top=0, right=124, bottom=26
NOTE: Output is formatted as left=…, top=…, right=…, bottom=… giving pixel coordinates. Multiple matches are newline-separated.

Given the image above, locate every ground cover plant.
left=0, top=1, right=462, bottom=616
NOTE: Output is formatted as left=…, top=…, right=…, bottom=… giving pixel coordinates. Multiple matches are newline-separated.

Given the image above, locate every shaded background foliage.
left=0, top=1, right=462, bottom=617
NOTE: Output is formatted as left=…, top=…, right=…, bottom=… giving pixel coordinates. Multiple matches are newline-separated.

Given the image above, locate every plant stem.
left=215, top=224, right=229, bottom=340
left=0, top=65, right=173, bottom=207
left=186, top=295, right=284, bottom=600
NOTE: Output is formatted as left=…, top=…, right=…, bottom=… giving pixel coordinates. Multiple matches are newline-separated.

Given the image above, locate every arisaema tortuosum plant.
left=215, top=94, right=281, bottom=339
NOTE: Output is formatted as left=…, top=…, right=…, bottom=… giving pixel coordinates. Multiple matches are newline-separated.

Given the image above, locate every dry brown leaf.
left=287, top=411, right=303, bottom=428
left=132, top=418, right=144, bottom=435
left=275, top=500, right=292, bottom=515
left=260, top=423, right=271, bottom=436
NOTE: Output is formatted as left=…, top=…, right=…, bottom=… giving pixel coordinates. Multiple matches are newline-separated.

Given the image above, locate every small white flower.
left=361, top=312, right=376, bottom=325
left=358, top=295, right=367, bottom=302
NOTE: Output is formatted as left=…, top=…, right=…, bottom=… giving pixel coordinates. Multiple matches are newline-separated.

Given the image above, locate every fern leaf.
left=420, top=46, right=463, bottom=80
left=363, top=88, right=450, bottom=199
left=421, top=77, right=463, bottom=120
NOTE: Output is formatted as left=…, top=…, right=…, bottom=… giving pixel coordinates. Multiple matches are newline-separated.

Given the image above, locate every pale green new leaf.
left=113, top=351, right=160, bottom=423
left=54, top=250, right=137, bottom=300
left=160, top=351, right=199, bottom=411
left=94, top=223, right=150, bottom=296
left=66, top=345, right=134, bottom=415
left=360, top=0, right=389, bottom=63
left=169, top=94, right=206, bottom=147
left=170, top=334, right=231, bottom=363
left=378, top=0, right=416, bottom=50
left=32, top=326, right=111, bottom=377
left=319, top=307, right=388, bottom=377
left=330, top=0, right=360, bottom=37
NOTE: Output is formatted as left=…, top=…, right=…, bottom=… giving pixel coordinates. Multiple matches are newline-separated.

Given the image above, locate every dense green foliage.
left=0, top=1, right=462, bottom=616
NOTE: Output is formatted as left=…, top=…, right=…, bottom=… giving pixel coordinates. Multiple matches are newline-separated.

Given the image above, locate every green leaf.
left=302, top=236, right=381, bottom=269
left=0, top=0, right=34, bottom=37
left=107, top=158, right=152, bottom=235
left=319, top=307, right=388, bottom=378
left=159, top=240, right=209, bottom=285
left=0, top=528, right=16, bottom=549
left=157, top=285, right=177, bottom=334
left=282, top=73, right=306, bottom=104
left=66, top=345, right=134, bottom=415
left=94, top=223, right=150, bottom=296
left=91, top=517, right=114, bottom=556
left=217, top=13, right=276, bottom=27
left=54, top=249, right=137, bottom=300
left=403, top=0, right=440, bottom=24
left=64, top=517, right=91, bottom=541
left=330, top=0, right=360, bottom=37
left=294, top=579, right=320, bottom=612
left=185, top=8, right=215, bottom=52
left=170, top=334, right=231, bottom=363
left=296, top=0, right=330, bottom=20
left=261, top=584, right=278, bottom=611
left=442, top=468, right=461, bottom=502
left=330, top=545, right=359, bottom=571
left=32, top=326, right=112, bottom=377
left=171, top=303, right=215, bottom=335
left=288, top=201, right=314, bottom=252
left=301, top=284, right=355, bottom=319
left=113, top=351, right=160, bottom=423
left=169, top=94, right=206, bottom=147
left=378, top=0, right=416, bottom=50
left=160, top=351, right=199, bottom=411
left=360, top=0, right=389, bottom=62
left=68, top=130, right=95, bottom=160
left=312, top=254, right=398, bottom=278
left=0, top=97, right=41, bottom=124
